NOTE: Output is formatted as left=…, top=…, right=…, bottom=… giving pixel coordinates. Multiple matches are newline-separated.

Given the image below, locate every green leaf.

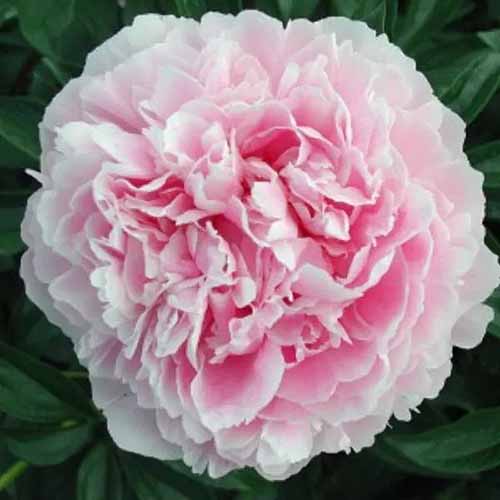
left=328, top=0, right=359, bottom=16
left=486, top=286, right=500, bottom=339
left=0, top=231, right=24, bottom=256
left=383, top=406, right=500, bottom=474
left=435, top=51, right=500, bottom=124
left=478, top=29, right=500, bottom=52
left=417, top=33, right=484, bottom=73
left=15, top=0, right=76, bottom=56
left=329, top=0, right=389, bottom=34
left=468, top=141, right=500, bottom=223
left=486, top=200, right=500, bottom=221
left=0, top=206, right=23, bottom=257
left=174, top=0, right=206, bottom=18
left=0, top=341, right=96, bottom=423
left=206, top=0, right=242, bottom=13
left=16, top=0, right=120, bottom=69
left=166, top=460, right=272, bottom=492
left=394, top=0, right=473, bottom=53
left=121, top=455, right=188, bottom=500
left=0, top=30, right=29, bottom=49
left=278, top=0, right=319, bottom=20
left=156, top=0, right=180, bottom=15
left=77, top=443, right=124, bottom=500
left=435, top=370, right=482, bottom=413
left=0, top=188, right=28, bottom=263
left=81, top=0, right=121, bottom=43
left=372, top=439, right=460, bottom=478
left=0, top=203, right=24, bottom=225
left=0, top=138, right=36, bottom=170
left=5, top=422, right=93, bottom=466
left=121, top=454, right=224, bottom=500
left=469, top=140, right=500, bottom=189
left=0, top=28, right=33, bottom=95
left=384, top=0, right=398, bottom=39
left=17, top=316, right=62, bottom=357
left=9, top=297, right=75, bottom=364
left=0, top=189, right=32, bottom=212
left=0, top=97, right=43, bottom=167
left=255, top=0, right=280, bottom=18
left=121, top=0, right=160, bottom=25
left=486, top=229, right=500, bottom=256
left=10, top=454, right=82, bottom=500
left=360, top=0, right=387, bottom=34
left=29, top=60, right=63, bottom=104
left=0, top=0, right=16, bottom=26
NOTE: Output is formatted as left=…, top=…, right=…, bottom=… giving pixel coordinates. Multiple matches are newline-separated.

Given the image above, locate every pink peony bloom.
left=21, top=11, right=500, bottom=479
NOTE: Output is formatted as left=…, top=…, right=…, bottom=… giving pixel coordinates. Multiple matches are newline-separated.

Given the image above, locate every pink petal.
left=191, top=339, right=285, bottom=431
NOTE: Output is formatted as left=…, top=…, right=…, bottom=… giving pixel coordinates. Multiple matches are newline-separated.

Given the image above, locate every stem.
left=0, top=461, right=29, bottom=492
left=63, top=370, right=88, bottom=380
left=60, top=419, right=79, bottom=429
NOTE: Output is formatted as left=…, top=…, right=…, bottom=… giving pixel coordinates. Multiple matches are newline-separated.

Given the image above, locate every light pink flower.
left=21, top=11, right=499, bottom=480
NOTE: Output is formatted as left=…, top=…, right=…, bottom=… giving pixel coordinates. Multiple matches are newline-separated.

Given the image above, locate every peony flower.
left=21, top=11, right=500, bottom=480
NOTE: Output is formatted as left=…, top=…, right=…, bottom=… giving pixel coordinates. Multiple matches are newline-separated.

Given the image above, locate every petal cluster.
left=21, top=11, right=499, bottom=479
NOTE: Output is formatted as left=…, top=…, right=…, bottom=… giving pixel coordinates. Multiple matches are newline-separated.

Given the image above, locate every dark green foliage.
left=0, top=1, right=500, bottom=499
left=77, top=443, right=125, bottom=500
